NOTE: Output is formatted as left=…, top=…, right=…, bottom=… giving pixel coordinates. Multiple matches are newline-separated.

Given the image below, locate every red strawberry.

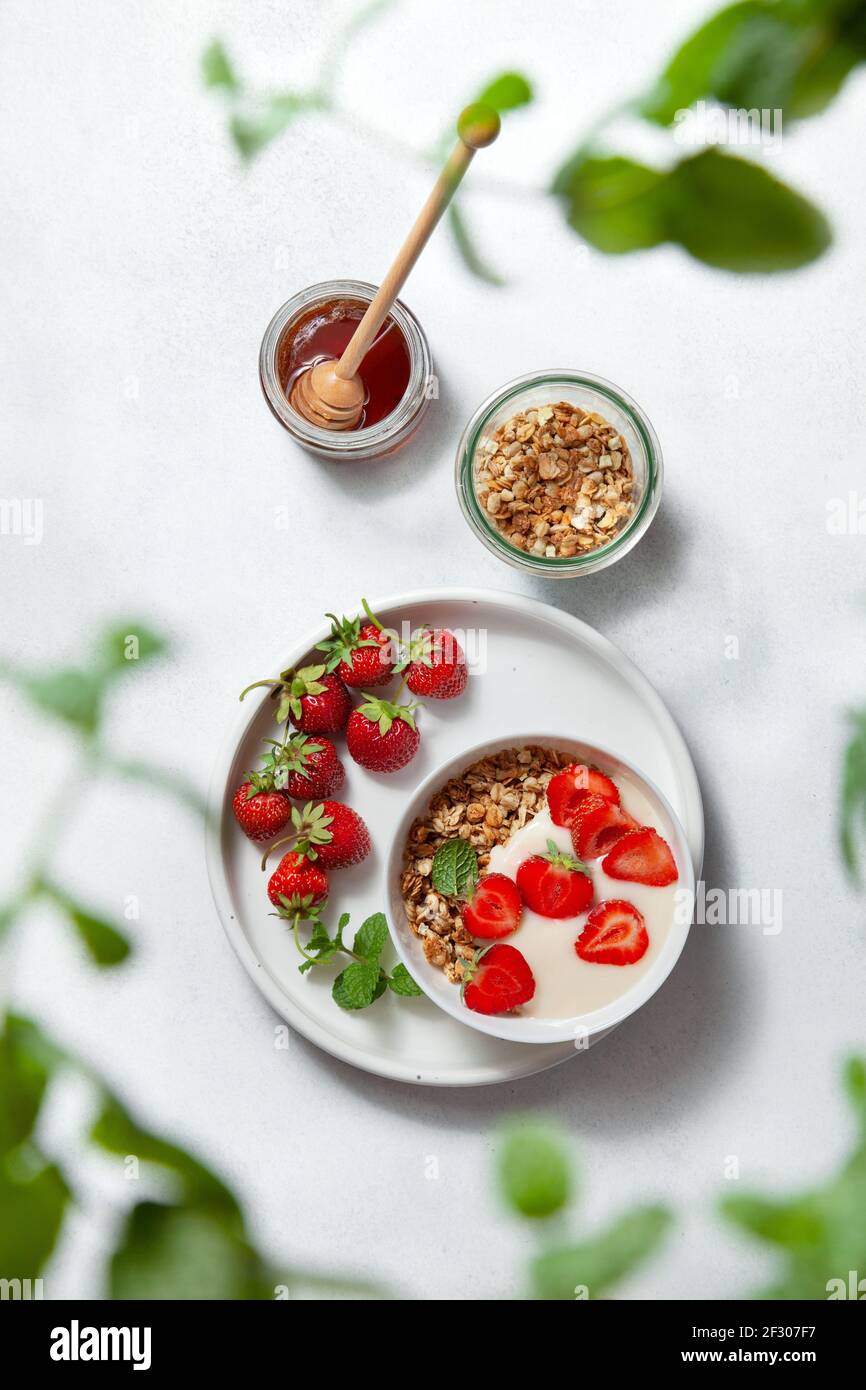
left=267, top=850, right=329, bottom=910
left=264, top=733, right=345, bottom=800
left=240, top=664, right=350, bottom=735
left=346, top=695, right=420, bottom=773
left=462, top=943, right=535, bottom=1015
left=572, top=794, right=639, bottom=860
left=288, top=800, right=371, bottom=870
left=547, top=764, right=620, bottom=828
left=232, top=781, right=291, bottom=843
left=316, top=607, right=396, bottom=689
left=575, top=900, right=648, bottom=965
left=516, top=840, right=594, bottom=919
left=463, top=873, right=523, bottom=940
left=602, top=828, right=678, bottom=886
left=399, top=628, right=468, bottom=700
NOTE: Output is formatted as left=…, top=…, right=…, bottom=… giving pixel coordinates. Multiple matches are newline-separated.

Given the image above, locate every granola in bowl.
left=399, top=745, right=572, bottom=984
left=475, top=401, right=635, bottom=559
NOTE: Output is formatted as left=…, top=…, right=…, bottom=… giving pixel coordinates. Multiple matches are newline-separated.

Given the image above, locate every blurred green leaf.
left=530, top=1205, right=672, bottom=1299
left=641, top=0, right=866, bottom=125
left=110, top=1202, right=260, bottom=1300
left=720, top=1055, right=866, bottom=1298
left=844, top=1054, right=866, bottom=1120
left=40, top=883, right=131, bottom=967
left=477, top=70, right=533, bottom=112
left=102, top=756, right=208, bottom=820
left=0, top=1014, right=54, bottom=1155
left=202, top=39, right=239, bottom=92
left=722, top=1193, right=826, bottom=1246
left=70, top=908, right=131, bottom=966
left=555, top=147, right=830, bottom=271
left=447, top=205, right=505, bottom=285
left=230, top=94, right=317, bottom=159
left=98, top=623, right=168, bottom=673
left=498, top=1122, right=572, bottom=1219
left=91, top=1095, right=242, bottom=1222
left=444, top=68, right=534, bottom=286
left=553, top=154, right=669, bottom=253
left=840, top=709, right=866, bottom=881
left=0, top=1158, right=69, bottom=1278
left=24, top=668, right=104, bottom=734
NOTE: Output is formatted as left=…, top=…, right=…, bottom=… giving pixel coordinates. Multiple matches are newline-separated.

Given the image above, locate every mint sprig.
left=431, top=839, right=479, bottom=898
left=273, top=901, right=422, bottom=1010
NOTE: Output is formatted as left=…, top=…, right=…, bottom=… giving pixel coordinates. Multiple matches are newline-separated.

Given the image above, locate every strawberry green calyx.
left=272, top=891, right=321, bottom=922
left=541, top=838, right=589, bottom=874
left=459, top=943, right=493, bottom=1000
left=357, top=693, right=418, bottom=737
left=260, top=734, right=325, bottom=789
left=260, top=800, right=334, bottom=869
left=316, top=613, right=381, bottom=672
left=392, top=627, right=433, bottom=674
left=240, top=664, right=328, bottom=725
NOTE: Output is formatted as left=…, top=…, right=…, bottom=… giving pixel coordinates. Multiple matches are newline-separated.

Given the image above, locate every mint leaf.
left=431, top=839, right=479, bottom=897
left=388, top=964, right=423, bottom=997
left=332, top=960, right=382, bottom=1011
left=498, top=1122, right=571, bottom=1219
left=530, top=1205, right=672, bottom=1299
left=352, top=912, right=389, bottom=964
left=24, top=669, right=105, bottom=734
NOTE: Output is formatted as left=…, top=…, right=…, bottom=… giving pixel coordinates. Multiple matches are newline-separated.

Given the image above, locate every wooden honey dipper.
left=290, top=102, right=501, bottom=431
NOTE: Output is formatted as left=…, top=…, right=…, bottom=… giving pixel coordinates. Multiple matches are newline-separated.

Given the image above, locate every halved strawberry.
left=462, top=943, right=535, bottom=1015
left=463, top=873, right=523, bottom=940
left=575, top=900, right=648, bottom=965
left=516, top=840, right=593, bottom=919
left=547, top=764, right=620, bottom=828
left=572, top=794, right=639, bottom=860
left=602, top=828, right=678, bottom=886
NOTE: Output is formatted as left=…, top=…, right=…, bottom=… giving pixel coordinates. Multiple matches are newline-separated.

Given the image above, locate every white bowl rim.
left=385, top=732, right=696, bottom=1045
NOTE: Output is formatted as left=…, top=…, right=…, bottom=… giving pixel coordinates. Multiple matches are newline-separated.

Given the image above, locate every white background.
left=2, top=0, right=865, bottom=1300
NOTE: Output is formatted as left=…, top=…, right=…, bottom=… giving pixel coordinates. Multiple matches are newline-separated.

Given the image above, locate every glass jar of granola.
left=455, top=370, right=662, bottom=576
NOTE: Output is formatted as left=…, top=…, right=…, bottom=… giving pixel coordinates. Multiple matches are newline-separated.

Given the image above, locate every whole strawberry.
left=291, top=800, right=371, bottom=870
left=267, top=850, right=329, bottom=910
left=346, top=695, right=420, bottom=773
left=259, top=734, right=345, bottom=800
left=398, top=628, right=468, bottom=700
left=316, top=605, right=395, bottom=689
left=232, top=781, right=292, bottom=843
left=240, top=664, right=350, bottom=735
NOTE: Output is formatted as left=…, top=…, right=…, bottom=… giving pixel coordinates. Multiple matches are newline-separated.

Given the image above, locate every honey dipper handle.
left=335, top=103, right=500, bottom=382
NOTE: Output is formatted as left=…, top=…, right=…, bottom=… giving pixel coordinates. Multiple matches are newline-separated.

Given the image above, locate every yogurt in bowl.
left=385, top=735, right=695, bottom=1045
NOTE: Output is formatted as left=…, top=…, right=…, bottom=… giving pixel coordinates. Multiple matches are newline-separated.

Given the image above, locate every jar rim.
left=259, top=279, right=432, bottom=456
left=455, top=369, right=663, bottom=575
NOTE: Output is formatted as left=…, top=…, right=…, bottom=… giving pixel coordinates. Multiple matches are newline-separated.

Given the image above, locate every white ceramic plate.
left=206, top=588, right=704, bottom=1087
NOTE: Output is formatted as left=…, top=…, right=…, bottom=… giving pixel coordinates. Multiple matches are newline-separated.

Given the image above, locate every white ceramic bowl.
left=385, top=734, right=695, bottom=1045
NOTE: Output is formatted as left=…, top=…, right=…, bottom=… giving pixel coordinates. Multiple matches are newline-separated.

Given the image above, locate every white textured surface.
left=2, top=0, right=865, bottom=1300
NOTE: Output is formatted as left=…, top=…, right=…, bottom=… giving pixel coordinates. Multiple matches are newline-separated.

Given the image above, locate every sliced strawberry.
left=462, top=943, right=535, bottom=1015
left=575, top=900, right=648, bottom=965
left=602, top=828, right=678, bottom=886
left=463, top=873, right=523, bottom=940
left=515, top=840, right=593, bottom=919
left=547, top=764, right=620, bottom=827
left=572, top=794, right=639, bottom=859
